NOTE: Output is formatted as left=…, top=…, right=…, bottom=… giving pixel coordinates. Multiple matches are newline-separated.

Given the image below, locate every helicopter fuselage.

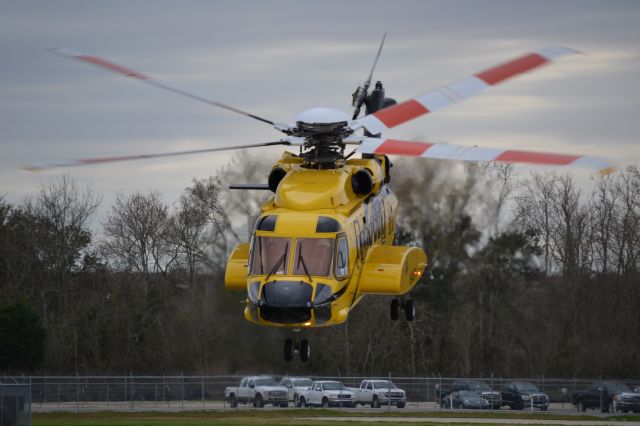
left=224, top=152, right=428, bottom=328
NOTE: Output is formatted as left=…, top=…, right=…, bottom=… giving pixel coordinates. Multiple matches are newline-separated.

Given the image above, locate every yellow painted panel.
left=359, top=245, right=427, bottom=295
left=224, top=242, right=250, bottom=290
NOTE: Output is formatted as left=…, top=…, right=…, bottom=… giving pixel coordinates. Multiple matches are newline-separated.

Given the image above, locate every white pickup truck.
left=355, top=379, right=407, bottom=408
left=298, top=380, right=356, bottom=408
left=224, top=375, right=288, bottom=408
left=279, top=376, right=314, bottom=407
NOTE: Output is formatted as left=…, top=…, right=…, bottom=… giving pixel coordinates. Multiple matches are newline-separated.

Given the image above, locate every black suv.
left=501, top=382, right=549, bottom=411
left=572, top=381, right=640, bottom=413
left=444, top=380, right=502, bottom=409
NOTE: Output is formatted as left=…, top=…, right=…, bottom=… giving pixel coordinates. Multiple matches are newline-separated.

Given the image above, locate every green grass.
left=32, top=409, right=640, bottom=426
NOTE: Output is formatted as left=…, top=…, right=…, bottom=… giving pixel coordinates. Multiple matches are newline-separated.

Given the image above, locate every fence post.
left=201, top=375, right=205, bottom=409
left=181, top=373, right=184, bottom=412
left=438, top=374, right=442, bottom=410
left=76, top=372, right=80, bottom=413
left=490, top=373, right=494, bottom=411
left=124, top=375, right=127, bottom=410
left=130, top=373, right=134, bottom=410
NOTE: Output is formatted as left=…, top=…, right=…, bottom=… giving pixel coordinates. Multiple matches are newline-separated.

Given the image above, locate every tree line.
left=1, top=155, right=639, bottom=378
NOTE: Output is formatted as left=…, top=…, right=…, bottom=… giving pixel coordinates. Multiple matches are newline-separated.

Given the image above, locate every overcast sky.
left=2, top=0, right=639, bottom=219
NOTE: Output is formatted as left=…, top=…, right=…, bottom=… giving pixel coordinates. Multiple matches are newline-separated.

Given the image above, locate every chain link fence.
left=0, top=379, right=31, bottom=426
left=6, top=375, right=639, bottom=413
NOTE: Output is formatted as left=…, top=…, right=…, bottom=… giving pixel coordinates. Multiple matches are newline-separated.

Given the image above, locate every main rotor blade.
left=357, top=138, right=615, bottom=176
left=23, top=140, right=292, bottom=171
left=366, top=33, right=386, bottom=88
left=48, top=48, right=279, bottom=127
left=351, top=47, right=579, bottom=134
left=352, top=33, right=387, bottom=119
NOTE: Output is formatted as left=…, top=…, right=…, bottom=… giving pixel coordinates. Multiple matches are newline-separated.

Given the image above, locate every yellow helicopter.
left=27, top=37, right=613, bottom=362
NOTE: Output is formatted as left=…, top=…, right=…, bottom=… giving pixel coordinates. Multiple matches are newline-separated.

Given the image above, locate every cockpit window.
left=335, top=236, right=349, bottom=278
left=250, top=236, right=291, bottom=275
left=294, top=238, right=334, bottom=277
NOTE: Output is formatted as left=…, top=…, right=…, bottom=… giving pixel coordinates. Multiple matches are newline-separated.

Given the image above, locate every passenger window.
left=336, top=236, right=349, bottom=278
left=367, top=382, right=373, bottom=390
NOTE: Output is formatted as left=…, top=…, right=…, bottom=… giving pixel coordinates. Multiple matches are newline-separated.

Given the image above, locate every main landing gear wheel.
left=391, top=297, right=416, bottom=322
left=390, top=299, right=400, bottom=321
left=405, top=299, right=416, bottom=321
left=300, top=339, right=310, bottom=362
left=284, top=338, right=293, bottom=362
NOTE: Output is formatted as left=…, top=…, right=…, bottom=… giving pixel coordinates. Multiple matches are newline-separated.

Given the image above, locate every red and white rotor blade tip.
left=352, top=47, right=579, bottom=134
left=47, top=48, right=279, bottom=127
left=357, top=138, right=615, bottom=176
left=22, top=140, right=292, bottom=172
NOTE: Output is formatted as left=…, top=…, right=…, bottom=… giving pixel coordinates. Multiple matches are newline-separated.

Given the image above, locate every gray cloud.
left=2, top=0, right=639, bottom=217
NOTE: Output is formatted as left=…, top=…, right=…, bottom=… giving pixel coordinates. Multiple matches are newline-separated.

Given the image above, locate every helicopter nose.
left=260, top=279, right=313, bottom=308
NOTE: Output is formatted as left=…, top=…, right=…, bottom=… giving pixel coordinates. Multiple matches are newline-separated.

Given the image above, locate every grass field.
left=32, top=409, right=640, bottom=426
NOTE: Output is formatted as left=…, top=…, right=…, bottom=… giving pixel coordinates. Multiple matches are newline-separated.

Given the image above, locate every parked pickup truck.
left=279, top=376, right=314, bottom=407
left=572, top=381, right=640, bottom=413
left=500, top=382, right=549, bottom=411
left=355, top=379, right=407, bottom=408
left=224, top=375, right=288, bottom=408
left=298, top=380, right=356, bottom=408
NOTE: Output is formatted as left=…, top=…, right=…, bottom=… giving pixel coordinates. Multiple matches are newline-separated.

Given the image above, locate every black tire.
left=405, top=299, right=415, bottom=321
left=254, top=393, right=264, bottom=408
left=541, top=405, right=548, bottom=411
left=372, top=395, right=380, bottom=408
left=391, top=299, right=400, bottom=321
left=300, top=339, right=310, bottom=362
left=299, top=396, right=307, bottom=408
left=284, top=338, right=293, bottom=362
left=229, top=394, right=237, bottom=408
left=280, top=402, right=288, bottom=408
left=578, top=401, right=586, bottom=412
left=397, top=402, right=406, bottom=408
left=322, top=397, right=329, bottom=408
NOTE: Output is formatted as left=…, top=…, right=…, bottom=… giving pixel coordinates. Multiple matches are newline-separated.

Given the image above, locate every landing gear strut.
left=390, top=296, right=415, bottom=322
left=284, top=331, right=311, bottom=362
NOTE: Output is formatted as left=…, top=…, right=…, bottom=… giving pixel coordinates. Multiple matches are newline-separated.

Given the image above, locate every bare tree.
left=514, top=173, right=558, bottom=274
left=172, top=177, right=222, bottom=285
left=102, top=191, right=176, bottom=276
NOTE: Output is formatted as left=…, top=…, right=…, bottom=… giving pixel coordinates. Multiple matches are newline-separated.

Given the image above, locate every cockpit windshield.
left=294, top=238, right=334, bottom=277
left=250, top=236, right=291, bottom=276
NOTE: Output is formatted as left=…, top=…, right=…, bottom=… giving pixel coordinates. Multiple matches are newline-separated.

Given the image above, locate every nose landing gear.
left=390, top=296, right=415, bottom=322
left=284, top=331, right=311, bottom=362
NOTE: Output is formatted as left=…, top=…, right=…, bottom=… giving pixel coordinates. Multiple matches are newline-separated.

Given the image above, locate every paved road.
left=31, top=401, right=584, bottom=413
left=305, top=417, right=640, bottom=425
